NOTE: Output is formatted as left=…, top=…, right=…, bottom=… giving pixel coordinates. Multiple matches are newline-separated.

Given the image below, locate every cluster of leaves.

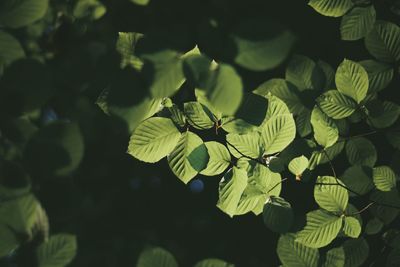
left=136, top=246, right=233, bottom=267
left=119, top=2, right=400, bottom=266
left=1, top=0, right=400, bottom=266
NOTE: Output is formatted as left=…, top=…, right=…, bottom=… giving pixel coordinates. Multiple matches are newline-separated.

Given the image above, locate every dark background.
left=1, top=0, right=400, bottom=266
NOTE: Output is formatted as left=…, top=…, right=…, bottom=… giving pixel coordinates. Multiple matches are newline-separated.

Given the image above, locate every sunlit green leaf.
left=322, top=247, right=345, bottom=267
left=217, top=167, right=248, bottom=217
left=343, top=216, right=361, bottom=238
left=116, top=32, right=144, bottom=70
left=373, top=166, right=397, bottom=192
left=311, top=106, right=339, bottom=148
left=308, top=0, right=354, bottom=17
left=200, top=142, right=231, bottom=176
left=335, top=59, right=369, bottom=104
left=226, top=131, right=262, bottom=159
left=168, top=131, right=209, bottom=184
left=288, top=155, right=309, bottom=177
left=184, top=102, right=215, bottom=130
left=317, top=90, right=357, bottom=119
left=314, top=176, right=349, bottom=213
left=295, top=209, right=342, bottom=248
left=260, top=114, right=296, bottom=155
left=277, top=233, right=319, bottom=267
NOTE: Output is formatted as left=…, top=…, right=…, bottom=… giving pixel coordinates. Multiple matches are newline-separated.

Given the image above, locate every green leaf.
left=263, top=94, right=292, bottom=120
left=0, top=30, right=25, bottom=68
left=0, top=224, right=19, bottom=258
left=128, top=117, right=181, bottom=163
left=235, top=162, right=282, bottom=215
left=24, top=122, right=84, bottom=178
left=367, top=101, right=400, bottom=129
left=345, top=137, right=377, bottom=167
left=317, top=60, right=335, bottom=90
left=73, top=0, right=106, bottom=20
left=168, top=131, right=209, bottom=184
left=343, top=216, right=362, bottom=238
left=285, top=55, right=325, bottom=91
left=142, top=51, right=185, bottom=98
left=308, top=0, right=354, bottom=17
left=314, top=176, right=349, bottom=213
left=254, top=79, right=303, bottom=115
left=359, top=60, right=394, bottom=93
left=184, top=102, right=215, bottom=129
left=317, top=90, right=357, bottom=119
left=193, top=259, right=234, bottom=267
left=168, top=104, right=186, bottom=128
left=195, top=89, right=222, bottom=120
left=203, top=64, right=243, bottom=115
left=311, top=106, right=339, bottom=148
left=131, top=0, right=150, bottom=6
left=343, top=238, right=369, bottom=267
left=309, top=141, right=345, bottom=170
left=365, top=217, right=384, bottom=235
left=231, top=19, right=295, bottom=71
left=387, top=248, right=400, bottom=267
left=288, top=155, right=309, bottom=177
left=217, top=167, right=248, bottom=217
left=365, top=20, right=400, bottom=62
left=263, top=196, right=294, bottom=233
left=335, top=59, right=369, bottom=104
left=226, top=131, right=262, bottom=159
left=220, top=117, right=257, bottom=134
left=0, top=0, right=49, bottom=28
left=370, top=189, right=400, bottom=224
left=277, top=233, right=319, bottom=267
left=340, top=165, right=374, bottom=196
left=116, top=32, right=144, bottom=70
left=296, top=108, right=313, bottom=137
left=373, top=166, right=397, bottom=192
left=200, top=142, right=231, bottom=176
left=322, top=247, right=345, bottom=267
left=386, top=127, right=400, bottom=150
left=260, top=114, right=296, bottom=155
left=36, top=234, right=77, bottom=267
left=295, top=209, right=343, bottom=248
left=136, top=247, right=178, bottom=267
left=340, top=6, right=376, bottom=40
left=99, top=70, right=163, bottom=132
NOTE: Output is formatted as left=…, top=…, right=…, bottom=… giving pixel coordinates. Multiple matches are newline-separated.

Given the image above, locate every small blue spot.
left=189, top=179, right=204, bottom=193
left=41, top=108, right=59, bottom=124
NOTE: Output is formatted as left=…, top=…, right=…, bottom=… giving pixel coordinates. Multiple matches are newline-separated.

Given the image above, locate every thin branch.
left=319, top=150, right=400, bottom=210
left=350, top=202, right=375, bottom=215
left=267, top=177, right=288, bottom=194
left=338, top=130, right=378, bottom=143
left=225, top=140, right=264, bottom=165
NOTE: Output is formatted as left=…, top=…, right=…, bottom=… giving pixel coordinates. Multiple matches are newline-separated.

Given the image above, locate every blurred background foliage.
left=0, top=0, right=400, bottom=266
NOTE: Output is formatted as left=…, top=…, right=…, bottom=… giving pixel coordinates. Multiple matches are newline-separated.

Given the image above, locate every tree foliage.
left=0, top=0, right=400, bottom=266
